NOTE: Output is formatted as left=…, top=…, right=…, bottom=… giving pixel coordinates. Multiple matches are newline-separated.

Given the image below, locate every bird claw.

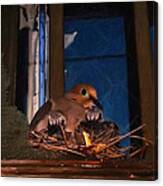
left=48, top=112, right=66, bottom=128
left=86, top=107, right=103, bottom=122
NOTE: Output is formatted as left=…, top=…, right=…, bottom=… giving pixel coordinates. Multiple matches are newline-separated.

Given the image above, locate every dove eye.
left=81, top=88, right=89, bottom=97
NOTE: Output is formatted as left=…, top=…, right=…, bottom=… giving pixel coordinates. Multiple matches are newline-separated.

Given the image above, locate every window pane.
left=64, top=17, right=129, bottom=146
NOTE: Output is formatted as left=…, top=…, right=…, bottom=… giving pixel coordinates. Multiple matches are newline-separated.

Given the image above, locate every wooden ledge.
left=1, top=159, right=157, bottom=180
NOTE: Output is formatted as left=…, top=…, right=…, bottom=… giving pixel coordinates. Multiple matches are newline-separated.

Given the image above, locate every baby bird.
left=29, top=84, right=103, bottom=145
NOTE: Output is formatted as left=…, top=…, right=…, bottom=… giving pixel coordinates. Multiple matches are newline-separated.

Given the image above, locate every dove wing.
left=30, top=99, right=54, bottom=130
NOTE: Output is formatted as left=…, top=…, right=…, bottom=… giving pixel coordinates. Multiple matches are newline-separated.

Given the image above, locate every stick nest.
left=28, top=121, right=152, bottom=160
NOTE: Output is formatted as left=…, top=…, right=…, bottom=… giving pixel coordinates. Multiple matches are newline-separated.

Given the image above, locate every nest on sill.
left=28, top=121, right=152, bottom=160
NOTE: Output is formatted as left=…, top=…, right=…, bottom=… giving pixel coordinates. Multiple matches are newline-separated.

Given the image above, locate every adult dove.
left=29, top=84, right=103, bottom=144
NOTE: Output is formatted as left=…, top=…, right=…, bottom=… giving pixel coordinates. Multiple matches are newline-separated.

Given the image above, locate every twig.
left=107, top=152, right=125, bottom=159
left=28, top=139, right=40, bottom=147
left=94, top=129, right=116, bottom=143
left=59, top=124, right=68, bottom=146
left=39, top=143, right=86, bottom=157
left=106, top=124, right=146, bottom=148
left=130, top=135, right=152, bottom=145
left=129, top=147, right=144, bottom=158
left=114, top=146, right=133, bottom=153
left=106, top=148, right=125, bottom=157
left=95, top=130, right=106, bottom=140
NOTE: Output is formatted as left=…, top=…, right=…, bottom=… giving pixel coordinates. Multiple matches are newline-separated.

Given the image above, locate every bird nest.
left=28, top=121, right=152, bottom=160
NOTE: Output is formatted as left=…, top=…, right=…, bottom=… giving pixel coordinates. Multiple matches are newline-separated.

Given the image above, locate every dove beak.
left=90, top=96, right=103, bottom=111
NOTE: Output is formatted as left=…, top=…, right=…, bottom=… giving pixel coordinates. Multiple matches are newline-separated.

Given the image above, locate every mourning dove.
left=29, top=84, right=103, bottom=145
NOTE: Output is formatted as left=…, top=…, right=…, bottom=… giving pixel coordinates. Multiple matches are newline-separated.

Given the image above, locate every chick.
left=29, top=84, right=103, bottom=145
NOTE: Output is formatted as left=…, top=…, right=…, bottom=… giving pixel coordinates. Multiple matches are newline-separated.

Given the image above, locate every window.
left=64, top=17, right=130, bottom=146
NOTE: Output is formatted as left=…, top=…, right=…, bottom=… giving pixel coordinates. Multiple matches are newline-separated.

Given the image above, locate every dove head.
left=66, top=84, right=103, bottom=110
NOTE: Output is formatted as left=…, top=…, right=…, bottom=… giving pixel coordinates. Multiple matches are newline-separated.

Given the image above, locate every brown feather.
left=30, top=99, right=54, bottom=131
